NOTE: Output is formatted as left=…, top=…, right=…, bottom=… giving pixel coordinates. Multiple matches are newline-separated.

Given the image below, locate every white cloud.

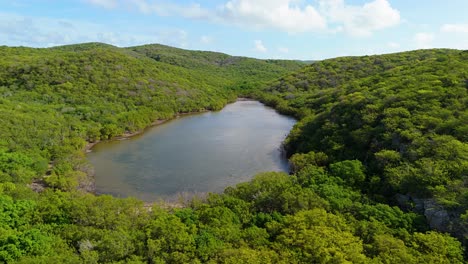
left=126, top=0, right=152, bottom=14
left=122, top=0, right=327, bottom=33
left=278, top=47, right=289, bottom=53
left=154, top=29, right=188, bottom=48
left=439, top=24, right=468, bottom=50
left=218, top=0, right=326, bottom=33
left=85, top=0, right=118, bottom=9
left=164, top=3, right=211, bottom=19
left=254, top=40, right=267, bottom=53
left=413, top=32, right=434, bottom=49
left=0, top=12, right=188, bottom=48
left=200, top=35, right=213, bottom=44
left=126, top=1, right=211, bottom=19
left=83, top=0, right=400, bottom=36
left=86, top=0, right=211, bottom=18
left=387, top=42, right=400, bottom=48
left=319, top=0, right=400, bottom=36
left=441, top=24, right=468, bottom=34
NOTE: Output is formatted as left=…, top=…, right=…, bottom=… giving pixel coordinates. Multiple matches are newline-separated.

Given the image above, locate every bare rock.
left=28, top=180, right=46, bottom=193
left=424, top=199, right=451, bottom=233
left=412, top=197, right=425, bottom=214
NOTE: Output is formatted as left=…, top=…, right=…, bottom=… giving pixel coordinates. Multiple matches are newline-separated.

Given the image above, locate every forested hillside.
left=0, top=44, right=466, bottom=263
left=253, top=49, right=468, bottom=242
left=0, top=43, right=301, bottom=188
left=128, top=44, right=305, bottom=90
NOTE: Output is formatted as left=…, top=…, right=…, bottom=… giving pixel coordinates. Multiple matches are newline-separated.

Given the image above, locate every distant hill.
left=127, top=43, right=304, bottom=90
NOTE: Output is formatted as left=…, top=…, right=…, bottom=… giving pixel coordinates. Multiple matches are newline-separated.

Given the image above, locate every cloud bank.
left=85, top=0, right=401, bottom=36
left=0, top=12, right=188, bottom=48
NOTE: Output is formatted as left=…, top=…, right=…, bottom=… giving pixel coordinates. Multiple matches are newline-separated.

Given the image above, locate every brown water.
left=87, top=100, right=296, bottom=201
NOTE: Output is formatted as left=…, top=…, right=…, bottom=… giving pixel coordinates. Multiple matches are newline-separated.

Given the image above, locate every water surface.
left=88, top=100, right=296, bottom=201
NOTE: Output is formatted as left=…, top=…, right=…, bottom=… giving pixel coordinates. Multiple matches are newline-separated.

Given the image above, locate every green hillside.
left=0, top=44, right=466, bottom=263
left=127, top=44, right=305, bottom=90
left=0, top=42, right=303, bottom=186
left=253, top=48, right=468, bottom=239
left=255, top=49, right=467, bottom=195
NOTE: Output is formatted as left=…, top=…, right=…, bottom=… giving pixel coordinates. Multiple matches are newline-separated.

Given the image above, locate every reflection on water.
left=87, top=100, right=296, bottom=201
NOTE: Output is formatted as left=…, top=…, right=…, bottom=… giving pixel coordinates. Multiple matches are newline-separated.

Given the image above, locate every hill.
left=0, top=42, right=303, bottom=201
left=253, top=48, right=468, bottom=241
left=0, top=42, right=303, bottom=161
left=127, top=44, right=305, bottom=90
left=0, top=44, right=466, bottom=262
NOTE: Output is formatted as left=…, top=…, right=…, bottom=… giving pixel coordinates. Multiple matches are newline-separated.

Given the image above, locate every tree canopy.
left=0, top=44, right=466, bottom=262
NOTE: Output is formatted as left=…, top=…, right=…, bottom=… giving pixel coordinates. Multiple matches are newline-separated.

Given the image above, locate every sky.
left=0, top=0, right=467, bottom=60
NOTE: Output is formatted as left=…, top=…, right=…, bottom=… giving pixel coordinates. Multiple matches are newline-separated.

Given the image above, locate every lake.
left=87, top=100, right=296, bottom=201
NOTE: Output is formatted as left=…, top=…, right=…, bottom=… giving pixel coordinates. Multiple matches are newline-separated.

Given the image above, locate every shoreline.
left=84, top=98, right=254, bottom=152
left=84, top=119, right=170, bottom=153
left=84, top=111, right=208, bottom=152
left=81, top=97, right=275, bottom=207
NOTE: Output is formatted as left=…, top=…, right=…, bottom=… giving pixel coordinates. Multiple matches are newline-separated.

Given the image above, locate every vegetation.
left=0, top=43, right=301, bottom=189
left=253, top=48, right=468, bottom=247
left=0, top=43, right=466, bottom=262
left=127, top=44, right=305, bottom=91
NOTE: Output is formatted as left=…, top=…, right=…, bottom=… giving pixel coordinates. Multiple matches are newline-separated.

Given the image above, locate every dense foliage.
left=127, top=44, right=305, bottom=91
left=253, top=49, right=468, bottom=244
left=0, top=44, right=466, bottom=262
left=0, top=43, right=301, bottom=190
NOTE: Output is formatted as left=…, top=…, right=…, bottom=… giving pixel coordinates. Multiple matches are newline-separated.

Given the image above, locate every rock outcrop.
left=395, top=193, right=467, bottom=244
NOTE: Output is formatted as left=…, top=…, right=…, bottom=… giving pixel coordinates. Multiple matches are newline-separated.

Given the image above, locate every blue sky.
left=1, top=0, right=467, bottom=60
